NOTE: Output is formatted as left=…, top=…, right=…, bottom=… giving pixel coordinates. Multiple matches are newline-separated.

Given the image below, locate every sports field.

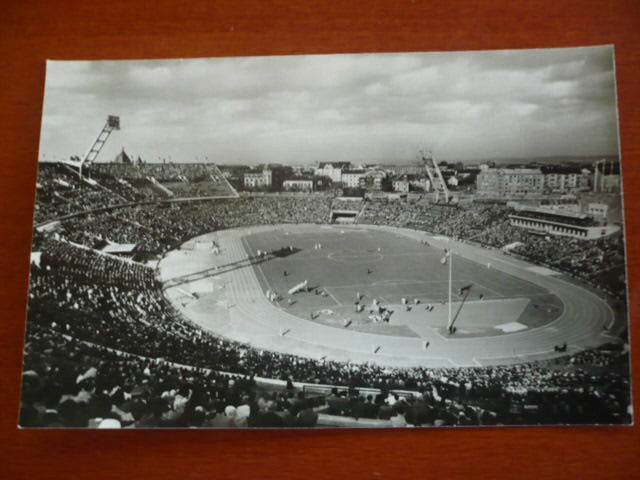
left=159, top=224, right=616, bottom=367
left=242, top=226, right=560, bottom=338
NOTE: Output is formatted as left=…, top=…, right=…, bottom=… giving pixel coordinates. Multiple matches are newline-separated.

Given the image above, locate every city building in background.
left=243, top=166, right=273, bottom=189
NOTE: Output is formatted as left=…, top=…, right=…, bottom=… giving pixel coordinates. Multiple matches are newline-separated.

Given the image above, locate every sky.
left=38, top=45, right=620, bottom=165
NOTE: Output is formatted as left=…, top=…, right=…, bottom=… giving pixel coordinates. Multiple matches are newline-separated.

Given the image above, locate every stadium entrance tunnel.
left=331, top=210, right=358, bottom=224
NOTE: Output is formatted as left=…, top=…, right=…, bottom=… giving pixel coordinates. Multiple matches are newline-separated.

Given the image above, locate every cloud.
left=39, top=46, right=619, bottom=165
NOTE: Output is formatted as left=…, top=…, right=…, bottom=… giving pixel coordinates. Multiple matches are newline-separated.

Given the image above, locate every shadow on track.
left=163, top=247, right=301, bottom=289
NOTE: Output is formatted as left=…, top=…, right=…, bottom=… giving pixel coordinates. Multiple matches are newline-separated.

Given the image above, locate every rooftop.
left=318, top=162, right=352, bottom=169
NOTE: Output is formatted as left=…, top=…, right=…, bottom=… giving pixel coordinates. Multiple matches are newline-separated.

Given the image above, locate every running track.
left=159, top=224, right=616, bottom=368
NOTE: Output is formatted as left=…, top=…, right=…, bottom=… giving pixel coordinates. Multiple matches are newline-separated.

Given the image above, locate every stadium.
left=19, top=47, right=633, bottom=428
left=21, top=135, right=631, bottom=428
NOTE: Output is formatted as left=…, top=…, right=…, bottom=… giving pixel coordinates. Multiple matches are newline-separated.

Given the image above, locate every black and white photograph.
left=21, top=45, right=632, bottom=428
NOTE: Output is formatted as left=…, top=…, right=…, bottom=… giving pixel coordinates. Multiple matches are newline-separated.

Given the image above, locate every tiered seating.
left=35, top=162, right=237, bottom=224
left=57, top=196, right=332, bottom=256
left=92, top=163, right=236, bottom=198
left=23, top=183, right=630, bottom=427
left=35, top=164, right=122, bottom=223
left=22, top=233, right=631, bottom=427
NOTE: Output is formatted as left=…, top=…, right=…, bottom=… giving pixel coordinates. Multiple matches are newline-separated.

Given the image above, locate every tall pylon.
left=419, top=148, right=449, bottom=203
left=80, top=115, right=120, bottom=174
left=593, top=158, right=618, bottom=193
left=58, top=115, right=120, bottom=183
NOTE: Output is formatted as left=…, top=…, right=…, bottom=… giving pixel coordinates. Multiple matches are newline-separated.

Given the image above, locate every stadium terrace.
left=21, top=157, right=631, bottom=429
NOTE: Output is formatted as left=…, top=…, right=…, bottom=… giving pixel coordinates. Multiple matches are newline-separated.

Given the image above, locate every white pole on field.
left=448, top=248, right=453, bottom=331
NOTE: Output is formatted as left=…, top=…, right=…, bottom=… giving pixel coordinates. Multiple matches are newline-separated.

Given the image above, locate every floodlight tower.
left=419, top=148, right=449, bottom=203
left=78, top=115, right=120, bottom=181
left=593, top=158, right=617, bottom=193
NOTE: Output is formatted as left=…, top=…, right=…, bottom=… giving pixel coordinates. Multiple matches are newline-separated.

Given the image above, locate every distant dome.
left=114, top=148, right=133, bottom=164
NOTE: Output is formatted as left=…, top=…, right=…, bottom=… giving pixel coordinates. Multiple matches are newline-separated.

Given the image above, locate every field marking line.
left=326, top=279, right=473, bottom=290
left=471, top=280, right=503, bottom=298
left=375, top=252, right=445, bottom=257
left=323, top=287, right=344, bottom=307
left=372, top=279, right=465, bottom=286
left=429, top=328, right=450, bottom=342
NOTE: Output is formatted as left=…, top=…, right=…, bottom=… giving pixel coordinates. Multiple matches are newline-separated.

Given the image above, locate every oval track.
left=159, top=224, right=615, bottom=368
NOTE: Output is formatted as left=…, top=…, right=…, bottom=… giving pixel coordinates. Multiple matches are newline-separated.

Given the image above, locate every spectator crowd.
left=22, top=237, right=630, bottom=427
left=22, top=165, right=630, bottom=427
left=35, top=163, right=235, bottom=223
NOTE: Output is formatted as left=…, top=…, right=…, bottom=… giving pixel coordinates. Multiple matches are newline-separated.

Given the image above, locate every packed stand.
left=92, top=162, right=235, bottom=198
left=21, top=327, right=322, bottom=428
left=35, top=164, right=123, bottom=223
left=331, top=197, right=363, bottom=211
left=57, top=196, right=332, bottom=256
left=359, top=201, right=507, bottom=240
left=23, top=191, right=630, bottom=427
left=90, top=174, right=157, bottom=203
left=35, top=162, right=236, bottom=223
left=91, top=163, right=225, bottom=183
left=22, top=238, right=630, bottom=427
